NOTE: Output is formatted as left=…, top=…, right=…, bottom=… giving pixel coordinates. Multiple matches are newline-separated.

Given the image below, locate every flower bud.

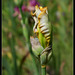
left=30, top=37, right=44, bottom=57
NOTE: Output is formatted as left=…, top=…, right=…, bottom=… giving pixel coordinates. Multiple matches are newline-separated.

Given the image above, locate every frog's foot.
left=41, top=45, right=52, bottom=54
left=31, top=11, right=36, bottom=16
left=33, top=28, right=39, bottom=33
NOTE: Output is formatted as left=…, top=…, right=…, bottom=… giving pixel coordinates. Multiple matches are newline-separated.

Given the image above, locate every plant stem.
left=38, top=55, right=41, bottom=75
left=19, top=6, right=39, bottom=75
left=41, top=65, right=46, bottom=75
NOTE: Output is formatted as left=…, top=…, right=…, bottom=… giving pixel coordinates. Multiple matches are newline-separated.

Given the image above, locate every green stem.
left=19, top=6, right=39, bottom=75
left=38, top=55, right=41, bottom=75
left=41, top=65, right=46, bottom=75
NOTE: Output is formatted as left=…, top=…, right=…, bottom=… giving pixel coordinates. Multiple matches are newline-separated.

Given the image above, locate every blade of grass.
left=2, top=57, right=13, bottom=75
left=7, top=0, right=19, bottom=75
left=8, top=35, right=18, bottom=75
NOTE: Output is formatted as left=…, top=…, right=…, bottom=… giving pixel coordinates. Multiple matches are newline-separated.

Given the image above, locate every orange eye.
left=40, top=7, right=43, bottom=11
left=39, top=7, right=47, bottom=12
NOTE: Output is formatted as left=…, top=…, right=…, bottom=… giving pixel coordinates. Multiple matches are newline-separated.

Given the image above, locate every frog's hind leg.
left=41, top=45, right=52, bottom=54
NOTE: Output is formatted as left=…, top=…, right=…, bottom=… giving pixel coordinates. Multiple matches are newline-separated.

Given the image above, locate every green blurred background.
left=2, top=0, right=73, bottom=75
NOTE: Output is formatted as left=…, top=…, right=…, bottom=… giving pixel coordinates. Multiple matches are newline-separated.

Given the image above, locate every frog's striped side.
left=38, top=7, right=51, bottom=46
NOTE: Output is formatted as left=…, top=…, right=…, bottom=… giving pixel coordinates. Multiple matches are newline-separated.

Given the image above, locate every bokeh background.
left=2, top=0, right=73, bottom=75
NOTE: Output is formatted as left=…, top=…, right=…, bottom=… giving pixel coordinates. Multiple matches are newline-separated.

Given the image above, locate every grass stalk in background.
left=2, top=57, right=13, bottom=75
left=7, top=0, right=18, bottom=75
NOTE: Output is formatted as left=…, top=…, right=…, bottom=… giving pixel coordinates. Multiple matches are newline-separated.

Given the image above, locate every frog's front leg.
left=31, top=11, right=36, bottom=16
left=33, top=24, right=39, bottom=33
left=33, top=16, right=39, bottom=33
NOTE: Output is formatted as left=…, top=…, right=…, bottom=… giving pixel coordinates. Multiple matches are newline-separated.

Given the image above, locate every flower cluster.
left=13, top=0, right=40, bottom=20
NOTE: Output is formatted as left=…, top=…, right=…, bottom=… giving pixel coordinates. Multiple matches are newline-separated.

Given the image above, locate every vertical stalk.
left=19, top=6, right=39, bottom=75
left=38, top=55, right=41, bottom=75
left=41, top=65, right=46, bottom=75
